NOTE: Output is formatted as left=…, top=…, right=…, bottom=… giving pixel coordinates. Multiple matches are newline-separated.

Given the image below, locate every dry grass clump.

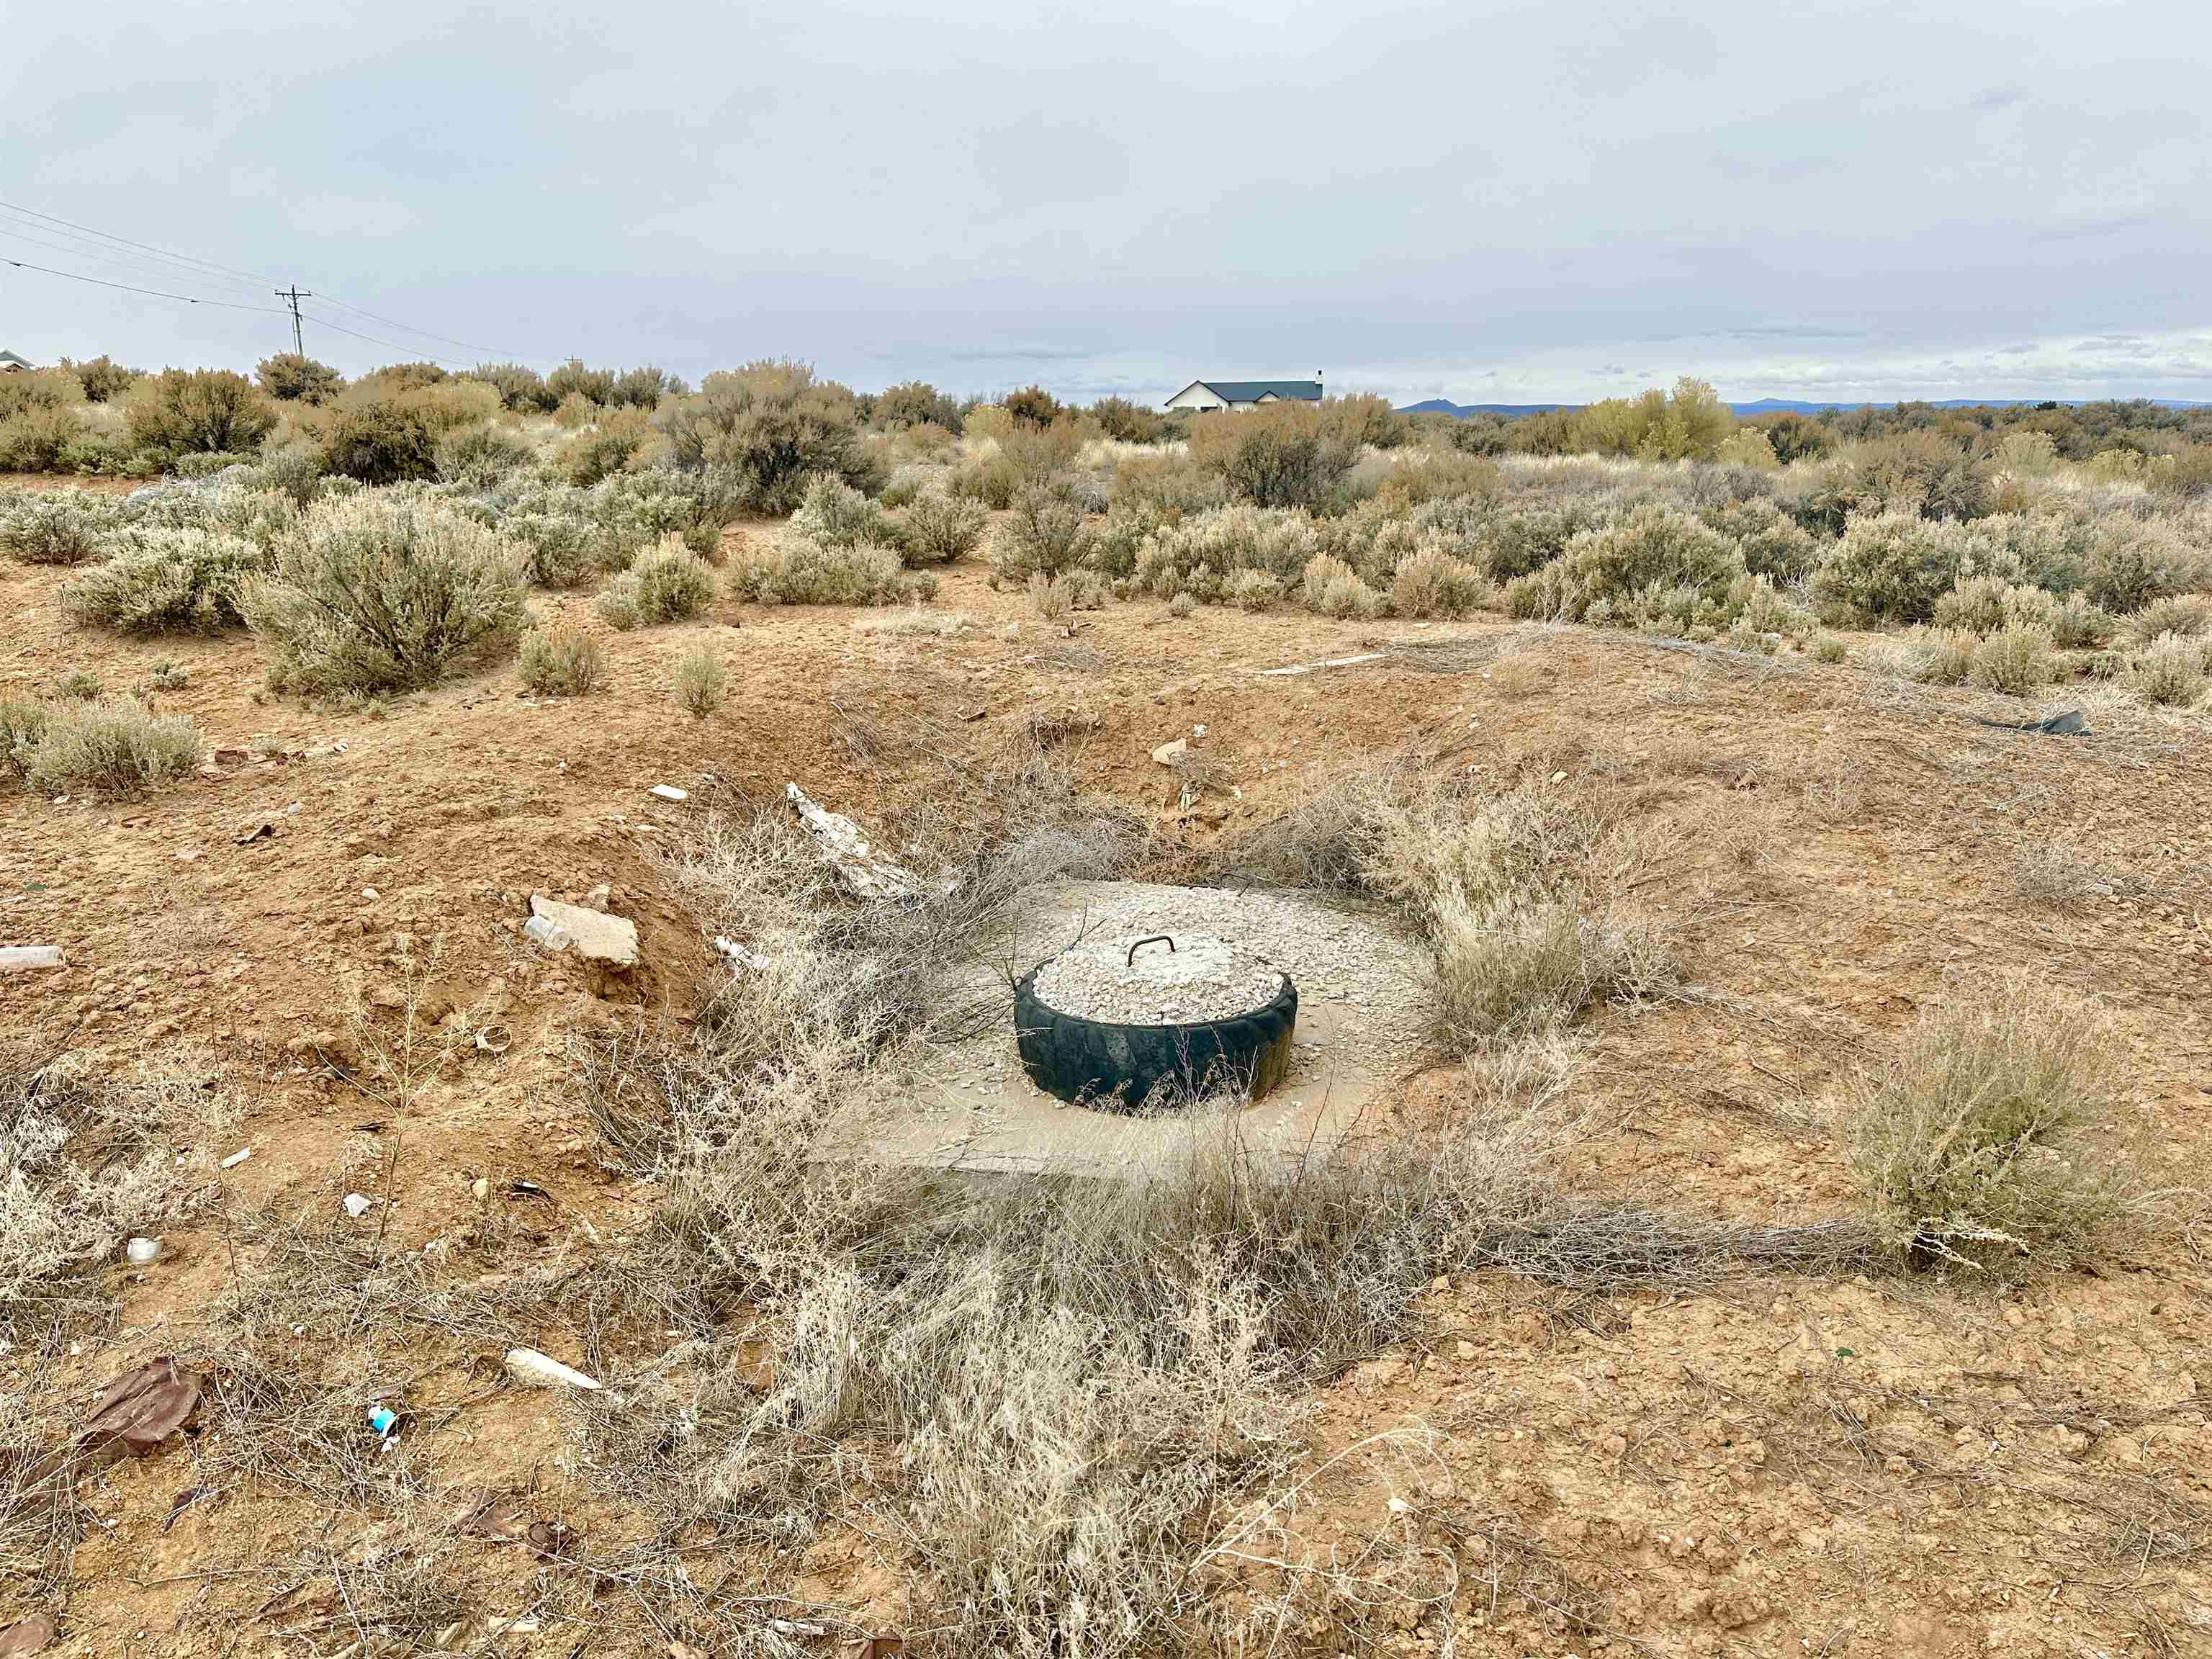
left=2011, top=838, right=2103, bottom=912
left=7, top=696, right=199, bottom=795
left=0, top=1047, right=236, bottom=1341
left=60, top=526, right=264, bottom=633
left=516, top=622, right=606, bottom=694
left=853, top=606, right=969, bottom=637
left=595, top=539, right=717, bottom=629
left=244, top=490, right=527, bottom=692
left=673, top=643, right=727, bottom=718
left=1837, top=981, right=2132, bottom=1269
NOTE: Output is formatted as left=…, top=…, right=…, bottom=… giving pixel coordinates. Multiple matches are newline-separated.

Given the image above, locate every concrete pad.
left=527, top=895, right=639, bottom=968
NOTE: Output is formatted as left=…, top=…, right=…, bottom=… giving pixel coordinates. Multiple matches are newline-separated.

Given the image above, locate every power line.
left=295, top=310, right=476, bottom=367
left=1, top=256, right=292, bottom=314
left=310, top=295, right=526, bottom=360
left=0, top=196, right=282, bottom=289
left=0, top=222, right=274, bottom=306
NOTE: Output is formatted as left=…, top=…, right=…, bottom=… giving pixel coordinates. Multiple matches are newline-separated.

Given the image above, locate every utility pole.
left=274, top=285, right=313, bottom=356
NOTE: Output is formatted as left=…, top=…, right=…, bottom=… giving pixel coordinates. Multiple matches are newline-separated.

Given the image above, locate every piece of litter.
left=504, top=1348, right=602, bottom=1391
left=522, top=914, right=571, bottom=952
left=713, top=936, right=772, bottom=971
left=0, top=947, right=64, bottom=972
left=220, top=1147, right=251, bottom=1169
left=367, top=1405, right=400, bottom=1439
left=1256, top=651, right=1386, bottom=678
left=648, top=784, right=688, bottom=802
left=342, top=1192, right=374, bottom=1220
left=126, top=1238, right=163, bottom=1267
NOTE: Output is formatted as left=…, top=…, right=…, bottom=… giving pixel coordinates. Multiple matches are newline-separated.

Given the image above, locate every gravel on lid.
left=1030, top=931, right=1287, bottom=1026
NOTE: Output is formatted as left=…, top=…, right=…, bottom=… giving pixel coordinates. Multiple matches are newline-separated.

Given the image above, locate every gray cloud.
left=2, top=0, right=2208, bottom=405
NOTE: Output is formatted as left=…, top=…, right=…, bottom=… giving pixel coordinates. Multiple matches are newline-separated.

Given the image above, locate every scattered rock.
left=0, top=1613, right=58, bottom=1655
left=787, top=783, right=932, bottom=900
left=527, top=895, right=639, bottom=969
left=0, top=947, right=63, bottom=973
left=504, top=1347, right=602, bottom=1392
left=233, top=822, right=277, bottom=846
left=1150, top=738, right=1187, bottom=765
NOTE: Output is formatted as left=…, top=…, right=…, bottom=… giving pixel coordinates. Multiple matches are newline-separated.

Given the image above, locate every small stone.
left=648, top=784, right=688, bottom=802
left=528, top=896, right=639, bottom=968
left=1151, top=738, right=1188, bottom=765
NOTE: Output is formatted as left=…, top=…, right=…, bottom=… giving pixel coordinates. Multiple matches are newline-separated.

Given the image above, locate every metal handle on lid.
left=1126, top=934, right=1175, bottom=967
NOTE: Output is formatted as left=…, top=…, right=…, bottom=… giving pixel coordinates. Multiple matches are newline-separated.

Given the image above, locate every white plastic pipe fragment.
left=504, top=1347, right=603, bottom=1391
left=0, top=946, right=65, bottom=971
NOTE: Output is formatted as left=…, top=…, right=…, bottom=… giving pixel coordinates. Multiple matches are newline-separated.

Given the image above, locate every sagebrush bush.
left=1816, top=511, right=1968, bottom=622
left=1226, top=568, right=1282, bottom=611
left=0, top=493, right=110, bottom=564
left=1966, top=622, right=2057, bottom=696
left=790, top=474, right=901, bottom=551
left=255, top=353, right=343, bottom=404
left=0, top=698, right=51, bottom=781
left=1135, top=503, right=1320, bottom=597
left=518, top=624, right=606, bottom=694
left=16, top=696, right=199, bottom=795
left=660, top=360, right=875, bottom=513
left=596, top=543, right=717, bottom=629
left=435, top=423, right=532, bottom=487
left=55, top=669, right=102, bottom=701
left=1187, top=400, right=1359, bottom=509
left=244, top=491, right=529, bottom=692
left=562, top=413, right=651, bottom=486
left=729, top=536, right=932, bottom=607
left=1388, top=541, right=1491, bottom=618
left=0, top=402, right=81, bottom=472
left=1166, top=591, right=1197, bottom=618
left=2125, top=594, right=2212, bottom=644
left=2127, top=631, right=2208, bottom=706
left=1552, top=503, right=1743, bottom=621
left=992, top=481, right=1093, bottom=580
left=62, top=527, right=264, bottom=632
left=125, top=369, right=274, bottom=459
left=674, top=644, right=727, bottom=718
left=2085, top=519, right=2211, bottom=615
left=897, top=486, right=988, bottom=565
left=1300, top=553, right=1380, bottom=619
left=1839, top=981, right=2127, bottom=1268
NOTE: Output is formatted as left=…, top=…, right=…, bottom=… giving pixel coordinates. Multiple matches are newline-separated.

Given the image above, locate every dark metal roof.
left=1195, top=379, right=1323, bottom=403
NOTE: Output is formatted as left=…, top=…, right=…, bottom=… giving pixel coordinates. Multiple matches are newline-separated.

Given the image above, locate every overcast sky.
left=5, top=1, right=2209, bottom=406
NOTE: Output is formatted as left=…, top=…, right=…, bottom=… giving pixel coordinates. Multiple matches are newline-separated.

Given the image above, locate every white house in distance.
left=1162, top=375, right=1323, bottom=413
left=0, top=351, right=36, bottom=374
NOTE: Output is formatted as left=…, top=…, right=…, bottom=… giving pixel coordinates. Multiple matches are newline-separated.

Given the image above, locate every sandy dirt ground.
left=2, top=486, right=2208, bottom=1655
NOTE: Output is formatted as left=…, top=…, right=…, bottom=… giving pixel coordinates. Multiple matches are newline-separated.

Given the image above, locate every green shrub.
left=596, top=543, right=717, bottom=629
left=610, top=367, right=678, bottom=410
left=790, top=474, right=901, bottom=550
left=255, top=353, right=343, bottom=404
left=896, top=486, right=988, bottom=565
left=318, top=398, right=442, bottom=485
left=518, top=624, right=606, bottom=695
left=1814, top=634, right=1848, bottom=663
left=148, top=657, right=189, bottom=691
left=55, top=669, right=102, bottom=701
left=244, top=490, right=528, bottom=692
left=1226, top=569, right=1283, bottom=611
left=1840, top=981, right=2126, bottom=1268
left=16, top=696, right=199, bottom=796
left=730, top=536, right=935, bottom=607
left=0, top=403, right=81, bottom=472
left=59, top=356, right=140, bottom=403
left=1389, top=541, right=1491, bottom=618
left=673, top=644, right=727, bottom=717
left=2126, top=594, right=2211, bottom=642
left=1815, top=511, right=1969, bottom=623
left=1166, top=591, right=1197, bottom=619
left=436, top=423, right=532, bottom=487
left=2085, top=519, right=2212, bottom=614
left=2127, top=632, right=2209, bottom=706
left=1087, top=395, right=1169, bottom=444
left=62, top=527, right=264, bottom=632
left=992, top=481, right=1093, bottom=580
left=872, top=380, right=964, bottom=433
left=1187, top=401, right=1359, bottom=509
left=0, top=698, right=51, bottom=781
left=0, top=493, right=112, bottom=564
left=466, top=361, right=558, bottom=413
left=1301, top=553, right=1382, bottom=619
left=1552, top=504, right=1743, bottom=619
left=1477, top=498, right=1611, bottom=582
left=548, top=359, right=617, bottom=406
left=1899, top=626, right=1979, bottom=684
left=562, top=416, right=649, bottom=487
left=1966, top=623, right=2057, bottom=696
left=251, top=444, right=327, bottom=505
left=660, top=360, right=874, bottom=513
left=125, top=369, right=274, bottom=459
left=1133, top=502, right=1320, bottom=597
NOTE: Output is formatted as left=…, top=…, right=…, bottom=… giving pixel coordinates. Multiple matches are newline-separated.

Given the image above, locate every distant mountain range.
left=1398, top=396, right=2212, bottom=419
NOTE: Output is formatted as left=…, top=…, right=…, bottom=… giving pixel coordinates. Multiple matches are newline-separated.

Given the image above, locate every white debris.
left=343, top=1192, right=375, bottom=1219
left=1256, top=652, right=1386, bottom=678
left=220, top=1147, right=252, bottom=1169
left=713, top=936, right=772, bottom=971
left=126, top=1237, right=163, bottom=1267
left=0, top=946, right=64, bottom=972
left=522, top=914, right=571, bottom=952
left=786, top=783, right=935, bottom=900
left=528, top=895, right=639, bottom=968
left=504, top=1347, right=603, bottom=1392
left=649, top=784, right=688, bottom=802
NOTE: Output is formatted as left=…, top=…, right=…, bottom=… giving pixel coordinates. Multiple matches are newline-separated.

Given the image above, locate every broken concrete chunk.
left=527, top=895, right=639, bottom=968
left=0, top=947, right=64, bottom=972
left=786, top=783, right=931, bottom=900
left=504, top=1347, right=602, bottom=1391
